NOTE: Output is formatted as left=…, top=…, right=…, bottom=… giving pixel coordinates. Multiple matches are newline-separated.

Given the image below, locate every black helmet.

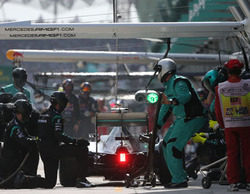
left=80, top=82, right=91, bottom=92
left=0, top=93, right=13, bottom=123
left=62, top=79, right=74, bottom=91
left=12, top=67, right=27, bottom=88
left=80, top=82, right=91, bottom=99
left=50, top=91, right=68, bottom=112
left=0, top=93, right=13, bottom=103
left=11, top=92, right=28, bottom=103
left=14, top=99, right=32, bottom=122
left=12, top=67, right=27, bottom=80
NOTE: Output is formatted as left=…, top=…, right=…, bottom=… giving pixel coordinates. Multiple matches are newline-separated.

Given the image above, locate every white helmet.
left=157, top=58, right=176, bottom=82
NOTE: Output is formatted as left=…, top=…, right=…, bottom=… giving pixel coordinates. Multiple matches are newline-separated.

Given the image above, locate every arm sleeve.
left=91, top=99, right=98, bottom=113
left=24, top=88, right=31, bottom=101
left=10, top=126, right=37, bottom=151
left=52, top=115, right=76, bottom=144
left=174, top=80, right=192, bottom=104
left=214, top=86, right=225, bottom=128
left=157, top=104, right=171, bottom=127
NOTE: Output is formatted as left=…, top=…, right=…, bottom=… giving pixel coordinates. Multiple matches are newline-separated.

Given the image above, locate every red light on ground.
left=119, top=153, right=126, bottom=163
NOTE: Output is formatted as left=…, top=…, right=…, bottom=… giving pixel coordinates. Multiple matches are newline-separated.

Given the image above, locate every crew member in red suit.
left=215, top=59, right=250, bottom=192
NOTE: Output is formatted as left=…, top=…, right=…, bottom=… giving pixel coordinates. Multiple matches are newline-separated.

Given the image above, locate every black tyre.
left=151, top=174, right=156, bottom=187
left=186, top=157, right=199, bottom=180
left=202, top=176, right=212, bottom=189
left=207, top=168, right=221, bottom=181
left=154, top=142, right=171, bottom=185
left=59, top=157, right=78, bottom=187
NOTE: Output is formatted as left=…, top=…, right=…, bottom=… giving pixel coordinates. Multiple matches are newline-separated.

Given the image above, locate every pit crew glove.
left=209, top=120, right=219, bottom=131
left=191, top=133, right=207, bottom=144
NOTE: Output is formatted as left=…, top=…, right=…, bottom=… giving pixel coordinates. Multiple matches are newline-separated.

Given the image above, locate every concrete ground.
left=0, top=158, right=248, bottom=194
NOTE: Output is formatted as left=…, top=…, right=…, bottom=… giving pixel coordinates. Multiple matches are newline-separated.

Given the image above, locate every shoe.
left=164, top=182, right=188, bottom=189
left=238, top=183, right=246, bottom=189
left=75, top=178, right=95, bottom=188
left=246, top=183, right=250, bottom=191
left=228, top=183, right=239, bottom=192
left=13, top=171, right=25, bottom=189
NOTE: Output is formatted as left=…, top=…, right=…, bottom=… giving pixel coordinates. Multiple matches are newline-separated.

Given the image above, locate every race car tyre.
left=185, top=157, right=199, bottom=180
left=151, top=174, right=156, bottom=187
left=202, top=176, right=212, bottom=189
left=154, top=141, right=171, bottom=185
left=59, top=157, right=78, bottom=187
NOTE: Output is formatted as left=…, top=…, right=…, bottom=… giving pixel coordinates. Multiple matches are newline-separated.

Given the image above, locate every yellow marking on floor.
left=114, top=187, right=123, bottom=192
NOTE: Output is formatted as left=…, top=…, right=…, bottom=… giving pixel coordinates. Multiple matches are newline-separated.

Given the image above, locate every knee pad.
left=162, top=138, right=176, bottom=148
left=172, top=146, right=183, bottom=159
left=167, top=138, right=177, bottom=144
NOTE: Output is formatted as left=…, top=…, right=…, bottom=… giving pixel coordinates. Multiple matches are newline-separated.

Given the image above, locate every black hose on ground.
left=0, top=152, right=30, bottom=186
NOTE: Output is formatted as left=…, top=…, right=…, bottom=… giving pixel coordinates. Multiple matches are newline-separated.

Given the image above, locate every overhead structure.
left=0, top=0, right=247, bottom=42
left=6, top=49, right=234, bottom=66
left=237, top=0, right=250, bottom=18
left=0, top=20, right=246, bottom=40
left=2, top=0, right=250, bottom=88
left=33, top=71, right=206, bottom=82
left=229, top=6, right=245, bottom=22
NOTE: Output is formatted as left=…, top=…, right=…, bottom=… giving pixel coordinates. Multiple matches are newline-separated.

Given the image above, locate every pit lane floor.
left=0, top=159, right=248, bottom=194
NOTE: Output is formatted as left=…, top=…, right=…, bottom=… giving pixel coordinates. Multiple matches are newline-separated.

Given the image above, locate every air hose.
left=240, top=44, right=250, bottom=79
left=0, top=152, right=30, bottom=186
left=233, top=36, right=250, bottom=79
left=145, top=38, right=171, bottom=90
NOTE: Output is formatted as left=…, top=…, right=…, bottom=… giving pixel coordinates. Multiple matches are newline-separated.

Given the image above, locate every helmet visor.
left=82, top=86, right=91, bottom=92
left=14, top=73, right=27, bottom=82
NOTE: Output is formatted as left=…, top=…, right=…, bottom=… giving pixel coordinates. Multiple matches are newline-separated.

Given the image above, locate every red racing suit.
left=215, top=77, right=250, bottom=184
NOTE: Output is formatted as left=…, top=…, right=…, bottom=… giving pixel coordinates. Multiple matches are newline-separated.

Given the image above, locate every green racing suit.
left=1, top=84, right=30, bottom=101
left=157, top=74, right=207, bottom=184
